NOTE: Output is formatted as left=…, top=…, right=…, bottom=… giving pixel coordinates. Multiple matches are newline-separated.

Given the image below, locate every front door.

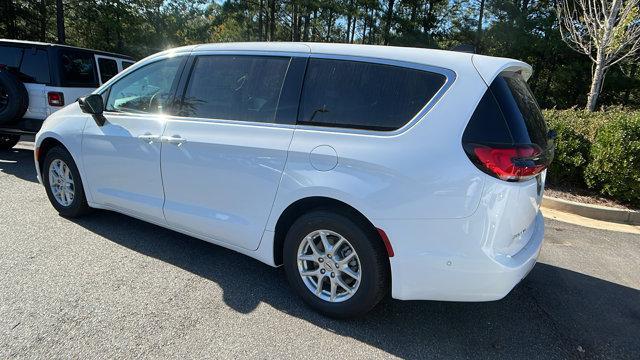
left=161, top=54, right=298, bottom=250
left=82, top=56, right=184, bottom=223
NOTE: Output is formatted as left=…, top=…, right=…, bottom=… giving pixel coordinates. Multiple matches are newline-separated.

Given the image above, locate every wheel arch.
left=36, top=136, right=66, bottom=175
left=272, top=196, right=393, bottom=266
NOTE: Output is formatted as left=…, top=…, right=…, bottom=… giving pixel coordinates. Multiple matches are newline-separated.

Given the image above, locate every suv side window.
left=179, top=55, right=290, bottom=123
left=98, top=58, right=118, bottom=83
left=299, top=58, right=447, bottom=131
left=0, top=46, right=24, bottom=69
left=19, top=48, right=50, bottom=84
left=60, top=50, right=97, bottom=87
left=105, top=57, right=182, bottom=114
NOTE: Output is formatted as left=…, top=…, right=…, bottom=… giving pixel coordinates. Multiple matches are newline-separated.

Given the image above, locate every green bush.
left=584, top=113, right=640, bottom=206
left=543, top=113, right=591, bottom=186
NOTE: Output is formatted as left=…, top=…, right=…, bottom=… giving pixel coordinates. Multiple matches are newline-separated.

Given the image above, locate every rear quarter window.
left=299, top=59, right=447, bottom=131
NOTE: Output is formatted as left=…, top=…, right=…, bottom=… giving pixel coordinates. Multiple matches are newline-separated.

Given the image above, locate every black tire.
left=42, top=146, right=91, bottom=217
left=283, top=210, right=390, bottom=318
left=0, top=134, right=20, bottom=150
left=0, top=71, right=29, bottom=125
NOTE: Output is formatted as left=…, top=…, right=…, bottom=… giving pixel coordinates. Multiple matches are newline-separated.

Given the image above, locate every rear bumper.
left=384, top=211, right=544, bottom=301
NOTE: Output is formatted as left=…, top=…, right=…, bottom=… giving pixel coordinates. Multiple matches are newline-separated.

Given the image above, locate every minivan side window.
left=299, top=59, right=447, bottom=131
left=179, top=55, right=290, bottom=123
left=98, top=58, right=118, bottom=83
left=122, top=61, right=135, bottom=69
left=60, top=50, right=97, bottom=87
left=105, top=57, right=182, bottom=114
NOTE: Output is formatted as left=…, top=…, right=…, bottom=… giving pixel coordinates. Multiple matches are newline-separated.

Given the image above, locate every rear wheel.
left=0, top=134, right=20, bottom=150
left=42, top=146, right=91, bottom=217
left=283, top=210, right=389, bottom=318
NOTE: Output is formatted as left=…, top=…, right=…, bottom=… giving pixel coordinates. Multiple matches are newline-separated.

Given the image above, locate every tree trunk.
left=475, top=0, right=485, bottom=52
left=587, top=59, right=605, bottom=112
left=268, top=0, right=276, bottom=41
left=303, top=14, right=310, bottom=41
left=258, top=0, right=264, bottom=41
left=40, top=0, right=47, bottom=42
left=326, top=9, right=333, bottom=41
left=56, top=0, right=65, bottom=44
left=383, top=0, right=395, bottom=45
left=622, top=63, right=637, bottom=106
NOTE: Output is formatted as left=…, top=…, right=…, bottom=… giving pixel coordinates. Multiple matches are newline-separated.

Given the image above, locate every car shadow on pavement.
left=0, top=147, right=38, bottom=183
left=69, top=210, right=640, bottom=360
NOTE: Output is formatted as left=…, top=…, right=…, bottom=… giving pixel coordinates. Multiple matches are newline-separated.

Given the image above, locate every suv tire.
left=283, top=210, right=389, bottom=318
left=0, top=70, right=29, bottom=125
left=42, top=146, right=92, bottom=217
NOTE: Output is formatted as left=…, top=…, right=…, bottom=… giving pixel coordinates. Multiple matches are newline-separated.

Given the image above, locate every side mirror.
left=78, top=94, right=106, bottom=126
left=78, top=94, right=104, bottom=115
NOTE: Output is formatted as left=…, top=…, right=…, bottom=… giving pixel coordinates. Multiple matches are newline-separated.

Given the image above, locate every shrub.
left=543, top=112, right=591, bottom=186
left=585, top=113, right=640, bottom=206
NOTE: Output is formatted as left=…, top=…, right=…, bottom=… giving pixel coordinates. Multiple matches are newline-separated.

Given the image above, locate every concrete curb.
left=542, top=195, right=640, bottom=225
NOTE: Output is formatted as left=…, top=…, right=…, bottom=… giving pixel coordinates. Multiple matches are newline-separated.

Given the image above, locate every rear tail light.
left=464, top=143, right=549, bottom=182
left=47, top=92, right=64, bottom=106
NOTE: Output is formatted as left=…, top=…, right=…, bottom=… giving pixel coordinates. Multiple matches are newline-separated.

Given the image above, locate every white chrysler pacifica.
left=34, top=42, right=553, bottom=318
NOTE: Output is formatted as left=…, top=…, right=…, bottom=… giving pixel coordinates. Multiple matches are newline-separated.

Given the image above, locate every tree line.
left=1, top=0, right=638, bottom=110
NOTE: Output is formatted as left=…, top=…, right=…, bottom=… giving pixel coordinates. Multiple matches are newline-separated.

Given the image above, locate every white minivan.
left=34, top=43, right=553, bottom=318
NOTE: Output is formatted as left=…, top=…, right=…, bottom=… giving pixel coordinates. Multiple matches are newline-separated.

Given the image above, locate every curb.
left=542, top=195, right=640, bottom=226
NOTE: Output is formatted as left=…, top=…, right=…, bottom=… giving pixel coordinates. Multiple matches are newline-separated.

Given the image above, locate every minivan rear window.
left=299, top=59, right=447, bottom=131
left=60, top=50, right=97, bottom=87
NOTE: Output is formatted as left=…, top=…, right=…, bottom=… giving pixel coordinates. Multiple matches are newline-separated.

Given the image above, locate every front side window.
left=60, top=50, right=97, bottom=87
left=106, top=57, right=182, bottom=114
left=122, top=61, right=134, bottom=69
left=299, top=59, right=447, bottom=131
left=98, top=58, right=118, bottom=83
left=179, top=55, right=290, bottom=123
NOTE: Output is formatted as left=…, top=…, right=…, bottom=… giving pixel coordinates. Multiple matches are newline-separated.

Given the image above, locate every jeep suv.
left=0, top=39, right=133, bottom=149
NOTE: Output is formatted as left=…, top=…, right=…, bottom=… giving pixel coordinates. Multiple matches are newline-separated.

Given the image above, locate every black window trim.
left=295, top=54, right=456, bottom=135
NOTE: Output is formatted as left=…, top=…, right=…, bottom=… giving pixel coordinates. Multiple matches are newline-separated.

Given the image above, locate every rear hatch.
left=462, top=68, right=554, bottom=256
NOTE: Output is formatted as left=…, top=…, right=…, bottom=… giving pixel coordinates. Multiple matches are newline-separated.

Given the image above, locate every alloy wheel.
left=48, top=159, right=75, bottom=207
left=297, top=229, right=362, bottom=302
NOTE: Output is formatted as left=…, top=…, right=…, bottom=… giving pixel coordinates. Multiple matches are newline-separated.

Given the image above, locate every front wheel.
left=0, top=134, right=20, bottom=150
left=283, top=210, right=389, bottom=318
left=42, top=146, right=91, bottom=217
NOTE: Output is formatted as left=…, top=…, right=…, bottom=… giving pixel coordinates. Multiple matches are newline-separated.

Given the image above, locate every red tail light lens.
left=465, top=144, right=548, bottom=182
left=47, top=92, right=64, bottom=106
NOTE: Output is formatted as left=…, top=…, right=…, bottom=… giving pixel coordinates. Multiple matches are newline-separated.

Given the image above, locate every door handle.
left=138, top=133, right=161, bottom=143
left=161, top=135, right=187, bottom=146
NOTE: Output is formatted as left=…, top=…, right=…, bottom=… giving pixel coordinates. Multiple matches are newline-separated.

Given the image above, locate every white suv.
left=0, top=39, right=133, bottom=149
left=34, top=43, right=553, bottom=318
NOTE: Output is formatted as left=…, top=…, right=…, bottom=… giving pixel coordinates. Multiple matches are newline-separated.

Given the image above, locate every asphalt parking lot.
left=1, top=141, right=639, bottom=359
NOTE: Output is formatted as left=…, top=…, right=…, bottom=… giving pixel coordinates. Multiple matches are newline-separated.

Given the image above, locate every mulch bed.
left=544, top=185, right=639, bottom=211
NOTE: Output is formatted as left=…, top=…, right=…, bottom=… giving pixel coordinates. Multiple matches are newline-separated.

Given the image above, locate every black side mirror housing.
left=79, top=94, right=106, bottom=126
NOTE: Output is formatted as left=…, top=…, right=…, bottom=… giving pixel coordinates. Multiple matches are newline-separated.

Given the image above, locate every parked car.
left=0, top=39, right=134, bottom=149
left=34, top=43, right=554, bottom=318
